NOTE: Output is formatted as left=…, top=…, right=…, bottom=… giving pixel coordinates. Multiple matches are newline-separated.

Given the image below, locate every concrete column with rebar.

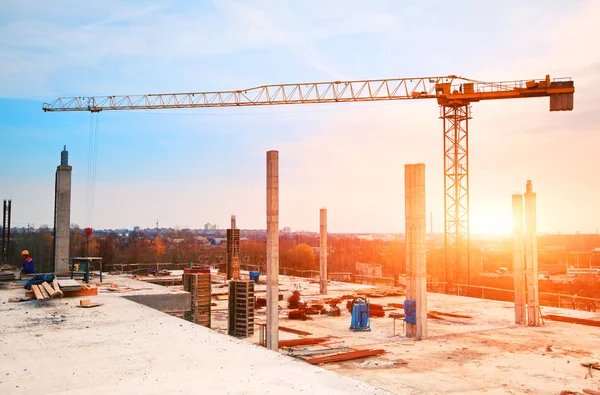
left=512, top=194, right=527, bottom=324
left=266, top=150, right=280, bottom=351
left=54, top=146, right=72, bottom=273
left=405, top=163, right=427, bottom=339
left=524, top=180, right=540, bottom=326
left=320, top=208, right=328, bottom=295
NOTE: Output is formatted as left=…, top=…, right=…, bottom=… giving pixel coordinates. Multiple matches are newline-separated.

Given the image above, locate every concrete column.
left=512, top=194, right=527, bottom=324
left=319, top=208, right=328, bottom=295
left=266, top=150, right=279, bottom=351
left=524, top=180, right=540, bottom=326
left=404, top=164, right=427, bottom=339
left=54, top=146, right=72, bottom=273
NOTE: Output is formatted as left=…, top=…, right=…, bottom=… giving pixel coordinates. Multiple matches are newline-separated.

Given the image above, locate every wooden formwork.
left=183, top=272, right=211, bottom=328
left=228, top=280, right=255, bottom=338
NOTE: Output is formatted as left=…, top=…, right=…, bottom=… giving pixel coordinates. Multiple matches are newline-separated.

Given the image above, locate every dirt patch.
left=406, top=347, right=486, bottom=372
left=477, top=338, right=541, bottom=353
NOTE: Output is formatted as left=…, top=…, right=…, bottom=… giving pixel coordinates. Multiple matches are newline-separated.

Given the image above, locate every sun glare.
left=471, top=211, right=513, bottom=235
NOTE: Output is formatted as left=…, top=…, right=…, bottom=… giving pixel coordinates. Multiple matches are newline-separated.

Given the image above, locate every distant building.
left=355, top=261, right=383, bottom=277
left=210, top=238, right=227, bottom=246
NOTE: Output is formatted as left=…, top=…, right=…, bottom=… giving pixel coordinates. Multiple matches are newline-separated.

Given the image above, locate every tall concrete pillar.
left=319, top=208, right=328, bottom=295
left=266, top=150, right=279, bottom=351
left=524, top=180, right=540, bottom=326
left=404, top=164, right=427, bottom=339
left=54, top=146, right=72, bottom=273
left=512, top=194, right=527, bottom=324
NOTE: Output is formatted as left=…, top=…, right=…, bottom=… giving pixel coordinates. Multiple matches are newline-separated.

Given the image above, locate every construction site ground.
left=0, top=277, right=385, bottom=395
left=212, top=274, right=600, bottom=394
left=1, top=273, right=599, bottom=394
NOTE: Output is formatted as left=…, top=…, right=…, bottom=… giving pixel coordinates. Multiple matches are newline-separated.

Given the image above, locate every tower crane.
left=42, top=74, right=575, bottom=294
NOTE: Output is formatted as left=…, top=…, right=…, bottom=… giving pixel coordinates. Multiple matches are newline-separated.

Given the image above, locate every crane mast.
left=42, top=75, right=574, bottom=295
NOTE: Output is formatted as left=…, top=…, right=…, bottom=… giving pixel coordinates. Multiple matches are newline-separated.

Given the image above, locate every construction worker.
left=21, top=250, right=35, bottom=274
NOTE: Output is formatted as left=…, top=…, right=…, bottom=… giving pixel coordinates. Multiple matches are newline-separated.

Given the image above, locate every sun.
left=470, top=210, right=513, bottom=235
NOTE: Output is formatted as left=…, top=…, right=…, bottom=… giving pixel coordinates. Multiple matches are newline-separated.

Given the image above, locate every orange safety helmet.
left=21, top=250, right=29, bottom=256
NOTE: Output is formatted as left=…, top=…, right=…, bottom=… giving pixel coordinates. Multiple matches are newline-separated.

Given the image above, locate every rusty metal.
left=305, top=349, right=385, bottom=365
left=278, top=326, right=312, bottom=336
left=543, top=314, right=600, bottom=328
left=278, top=337, right=328, bottom=348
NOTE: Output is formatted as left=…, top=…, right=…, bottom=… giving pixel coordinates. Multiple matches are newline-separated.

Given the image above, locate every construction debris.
left=77, top=299, right=103, bottom=308
left=429, top=311, right=472, bottom=319
left=369, top=304, right=385, bottom=318
left=26, top=280, right=98, bottom=300
left=288, top=290, right=302, bottom=309
left=279, top=337, right=329, bottom=348
left=57, top=279, right=84, bottom=291
left=544, top=314, right=600, bottom=328
left=288, top=309, right=310, bottom=320
left=279, top=326, right=312, bottom=336
left=305, top=349, right=385, bottom=365
left=356, top=287, right=405, bottom=298
left=287, top=346, right=349, bottom=357
left=8, top=297, right=31, bottom=303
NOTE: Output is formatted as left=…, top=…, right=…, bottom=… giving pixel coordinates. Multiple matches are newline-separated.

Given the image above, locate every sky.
left=1, top=0, right=599, bottom=234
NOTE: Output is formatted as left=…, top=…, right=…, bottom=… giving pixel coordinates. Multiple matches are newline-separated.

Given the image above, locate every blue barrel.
left=350, top=298, right=371, bottom=331
left=249, top=271, right=261, bottom=283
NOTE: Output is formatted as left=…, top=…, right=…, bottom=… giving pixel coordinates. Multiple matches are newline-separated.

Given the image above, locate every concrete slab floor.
left=211, top=276, right=600, bottom=394
left=4, top=274, right=600, bottom=394
left=0, top=285, right=389, bottom=395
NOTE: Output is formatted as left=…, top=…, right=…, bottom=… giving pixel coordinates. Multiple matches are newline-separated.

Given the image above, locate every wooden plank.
left=31, top=285, right=44, bottom=300
left=77, top=280, right=91, bottom=290
left=58, top=279, right=83, bottom=288
left=278, top=326, right=312, bottom=336
left=305, top=349, right=385, bottom=365
left=279, top=337, right=329, bottom=348
left=584, top=389, right=600, bottom=395
left=52, top=279, right=64, bottom=297
left=41, top=281, right=61, bottom=298
left=38, top=284, right=51, bottom=299
left=63, top=288, right=99, bottom=297
left=429, top=310, right=472, bottom=319
left=544, top=314, right=600, bottom=328
left=76, top=303, right=104, bottom=308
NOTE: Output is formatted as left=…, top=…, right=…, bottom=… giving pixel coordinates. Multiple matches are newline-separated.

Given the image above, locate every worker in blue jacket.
left=21, top=250, right=35, bottom=274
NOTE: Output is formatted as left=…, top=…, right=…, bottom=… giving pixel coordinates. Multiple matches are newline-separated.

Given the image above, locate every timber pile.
left=356, top=286, right=405, bottom=298
left=30, top=280, right=63, bottom=300
left=26, top=279, right=98, bottom=300
left=57, top=279, right=84, bottom=292
left=305, top=349, right=385, bottom=365
left=0, top=270, right=16, bottom=281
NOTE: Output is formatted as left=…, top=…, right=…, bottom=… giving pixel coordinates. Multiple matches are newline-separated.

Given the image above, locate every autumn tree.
left=153, top=237, right=166, bottom=260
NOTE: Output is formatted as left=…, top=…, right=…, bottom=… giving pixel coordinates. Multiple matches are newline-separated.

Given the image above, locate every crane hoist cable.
left=85, top=113, right=100, bottom=229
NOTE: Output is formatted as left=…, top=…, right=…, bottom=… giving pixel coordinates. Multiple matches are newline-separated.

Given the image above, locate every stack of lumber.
left=0, top=272, right=16, bottom=281
left=57, top=279, right=84, bottom=291
left=356, top=286, right=405, bottom=298
left=30, top=279, right=63, bottom=300
left=26, top=279, right=98, bottom=300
